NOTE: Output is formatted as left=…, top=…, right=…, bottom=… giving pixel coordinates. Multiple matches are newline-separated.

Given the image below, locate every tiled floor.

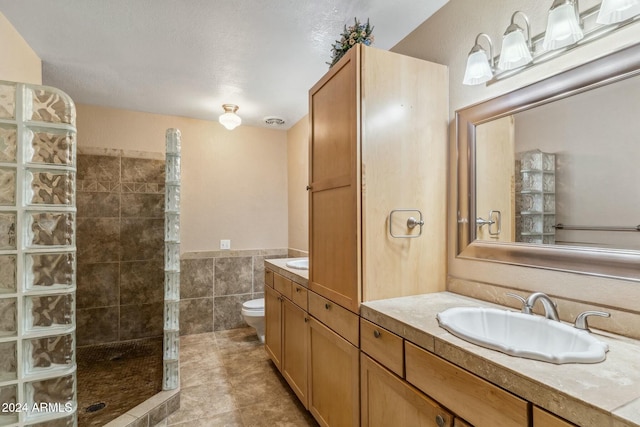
left=77, top=337, right=163, bottom=426
left=158, top=327, right=319, bottom=426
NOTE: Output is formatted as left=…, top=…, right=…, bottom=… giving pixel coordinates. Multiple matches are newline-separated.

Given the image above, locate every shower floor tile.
left=77, top=337, right=163, bottom=426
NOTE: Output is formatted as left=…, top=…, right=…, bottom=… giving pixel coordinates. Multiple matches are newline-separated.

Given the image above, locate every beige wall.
left=392, top=0, right=640, bottom=314
left=76, top=104, right=289, bottom=253
left=286, top=115, right=309, bottom=253
left=0, top=12, right=42, bottom=84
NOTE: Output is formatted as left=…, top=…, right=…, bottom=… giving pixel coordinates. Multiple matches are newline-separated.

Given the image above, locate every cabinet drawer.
left=265, top=269, right=274, bottom=288
left=274, top=273, right=292, bottom=300
left=360, top=319, right=403, bottom=377
left=533, top=407, right=576, bottom=427
left=291, top=283, right=308, bottom=311
left=405, top=342, right=529, bottom=427
left=309, top=291, right=359, bottom=346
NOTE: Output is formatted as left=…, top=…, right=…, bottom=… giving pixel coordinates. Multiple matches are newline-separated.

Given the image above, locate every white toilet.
left=241, top=298, right=265, bottom=343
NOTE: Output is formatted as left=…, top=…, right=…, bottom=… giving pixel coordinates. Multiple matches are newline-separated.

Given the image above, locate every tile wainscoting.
left=180, top=249, right=307, bottom=335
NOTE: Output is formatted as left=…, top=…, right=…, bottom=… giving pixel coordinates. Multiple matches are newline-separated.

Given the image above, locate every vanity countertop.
left=361, top=292, right=640, bottom=427
left=264, top=258, right=308, bottom=286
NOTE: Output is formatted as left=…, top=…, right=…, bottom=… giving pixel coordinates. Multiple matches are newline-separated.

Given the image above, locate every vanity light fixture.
left=218, top=104, right=242, bottom=130
left=498, top=11, right=533, bottom=71
left=597, top=0, right=640, bottom=23
left=462, top=33, right=495, bottom=86
left=543, top=0, right=584, bottom=51
left=464, top=0, right=640, bottom=86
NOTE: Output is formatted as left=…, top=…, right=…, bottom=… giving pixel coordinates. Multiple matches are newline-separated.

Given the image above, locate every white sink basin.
left=436, top=307, right=609, bottom=364
left=285, top=258, right=309, bottom=270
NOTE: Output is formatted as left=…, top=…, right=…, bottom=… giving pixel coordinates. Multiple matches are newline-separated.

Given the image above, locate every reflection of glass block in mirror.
left=25, top=127, right=76, bottom=166
left=543, top=235, right=556, bottom=244
left=27, top=212, right=74, bottom=247
left=520, top=171, right=543, bottom=191
left=24, top=374, right=75, bottom=412
left=0, top=341, right=17, bottom=381
left=543, top=173, right=555, bottom=192
left=0, top=212, right=17, bottom=250
left=25, top=252, right=75, bottom=289
left=27, top=87, right=76, bottom=125
left=0, top=82, right=16, bottom=120
left=0, top=124, right=17, bottom=162
left=519, top=149, right=543, bottom=170
left=0, top=167, right=16, bottom=205
left=520, top=235, right=544, bottom=244
left=0, top=384, right=18, bottom=424
left=542, top=153, right=555, bottom=171
left=520, top=214, right=543, bottom=234
left=0, top=298, right=17, bottom=337
left=518, top=193, right=543, bottom=212
left=26, top=294, right=74, bottom=330
left=0, top=255, right=17, bottom=293
left=26, top=170, right=75, bottom=205
left=544, top=215, right=556, bottom=234
left=544, top=194, right=555, bottom=212
left=24, top=334, right=74, bottom=373
left=165, top=184, right=180, bottom=212
left=165, top=213, right=180, bottom=242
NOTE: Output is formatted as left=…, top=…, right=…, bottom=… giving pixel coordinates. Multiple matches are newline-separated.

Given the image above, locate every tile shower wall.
left=179, top=250, right=288, bottom=335
left=76, top=150, right=165, bottom=346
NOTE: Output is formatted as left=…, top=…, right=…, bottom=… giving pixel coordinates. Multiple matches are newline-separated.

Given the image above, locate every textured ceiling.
left=0, top=0, right=448, bottom=129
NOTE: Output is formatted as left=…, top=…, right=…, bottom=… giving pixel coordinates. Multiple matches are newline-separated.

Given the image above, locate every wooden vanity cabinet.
left=308, top=316, right=360, bottom=427
left=264, top=285, right=283, bottom=371
left=405, top=342, right=529, bottom=427
left=308, top=43, right=448, bottom=314
left=265, top=270, right=310, bottom=407
left=533, top=406, right=577, bottom=427
left=361, top=353, right=454, bottom=427
left=282, top=298, right=309, bottom=408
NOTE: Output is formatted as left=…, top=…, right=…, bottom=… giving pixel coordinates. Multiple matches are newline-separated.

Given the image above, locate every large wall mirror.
left=456, top=42, right=640, bottom=281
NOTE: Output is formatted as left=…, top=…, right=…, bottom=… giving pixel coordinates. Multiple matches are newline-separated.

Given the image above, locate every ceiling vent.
left=264, top=116, right=286, bottom=126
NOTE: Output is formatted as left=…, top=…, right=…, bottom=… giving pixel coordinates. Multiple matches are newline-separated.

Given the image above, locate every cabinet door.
left=282, top=298, right=309, bottom=408
left=533, top=407, right=576, bottom=427
left=308, top=317, right=360, bottom=427
left=264, top=286, right=282, bottom=370
left=309, top=46, right=360, bottom=313
left=361, top=353, right=453, bottom=427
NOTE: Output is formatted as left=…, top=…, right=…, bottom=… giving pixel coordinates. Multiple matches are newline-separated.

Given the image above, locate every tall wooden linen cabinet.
left=306, top=44, right=448, bottom=426
left=309, top=44, right=448, bottom=312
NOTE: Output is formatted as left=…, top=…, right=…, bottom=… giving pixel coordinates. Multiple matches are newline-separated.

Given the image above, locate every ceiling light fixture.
left=543, top=0, right=584, bottom=51
left=596, top=0, right=640, bottom=23
left=498, top=11, right=533, bottom=71
left=462, top=33, right=495, bottom=86
left=218, top=104, right=242, bottom=130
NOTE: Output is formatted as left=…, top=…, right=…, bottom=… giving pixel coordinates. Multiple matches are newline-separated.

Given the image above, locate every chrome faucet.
left=507, top=292, right=560, bottom=321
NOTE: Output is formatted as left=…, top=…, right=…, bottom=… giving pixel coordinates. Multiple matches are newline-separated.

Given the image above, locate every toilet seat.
left=242, top=298, right=264, bottom=316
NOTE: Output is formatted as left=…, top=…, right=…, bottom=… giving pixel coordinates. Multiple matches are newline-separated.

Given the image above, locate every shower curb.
left=102, top=388, right=180, bottom=427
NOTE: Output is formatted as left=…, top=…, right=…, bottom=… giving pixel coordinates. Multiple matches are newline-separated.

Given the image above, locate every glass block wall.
left=163, top=129, right=180, bottom=390
left=0, top=81, right=77, bottom=426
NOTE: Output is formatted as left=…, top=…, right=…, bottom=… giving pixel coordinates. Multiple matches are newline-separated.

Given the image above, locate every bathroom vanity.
left=264, top=261, right=640, bottom=427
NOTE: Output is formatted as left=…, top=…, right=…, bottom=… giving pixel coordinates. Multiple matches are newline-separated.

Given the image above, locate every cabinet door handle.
left=304, top=317, right=309, bottom=323
left=435, top=414, right=445, bottom=427
left=324, top=303, right=331, bottom=310
left=295, top=287, right=301, bottom=293
left=373, top=330, right=381, bottom=338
